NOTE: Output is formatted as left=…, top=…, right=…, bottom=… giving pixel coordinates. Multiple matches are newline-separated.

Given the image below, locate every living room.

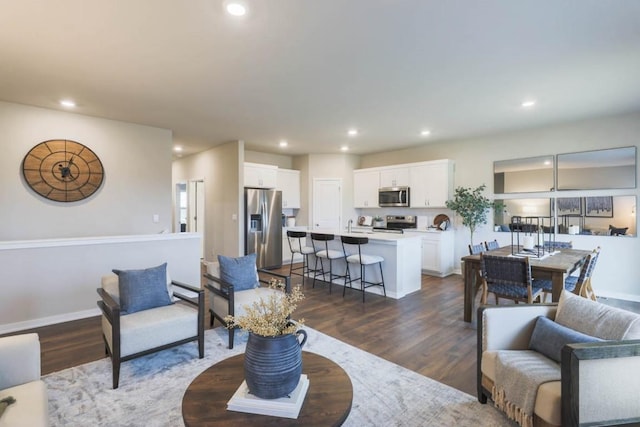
left=2, top=1, right=640, bottom=426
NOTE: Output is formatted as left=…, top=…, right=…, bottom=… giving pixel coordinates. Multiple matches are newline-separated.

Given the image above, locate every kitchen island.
left=301, top=229, right=422, bottom=299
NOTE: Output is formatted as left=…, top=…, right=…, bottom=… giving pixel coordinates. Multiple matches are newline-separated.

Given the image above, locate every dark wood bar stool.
left=341, top=235, right=386, bottom=302
left=310, top=233, right=346, bottom=294
left=286, top=230, right=315, bottom=287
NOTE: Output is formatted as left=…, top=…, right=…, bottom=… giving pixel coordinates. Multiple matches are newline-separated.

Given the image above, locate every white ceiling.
left=2, top=1, right=640, bottom=158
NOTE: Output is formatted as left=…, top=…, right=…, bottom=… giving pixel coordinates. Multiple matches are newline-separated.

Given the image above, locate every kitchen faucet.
left=347, top=218, right=353, bottom=233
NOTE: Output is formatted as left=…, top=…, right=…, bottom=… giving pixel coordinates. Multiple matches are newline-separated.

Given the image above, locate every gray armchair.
left=204, top=262, right=290, bottom=349
left=477, top=291, right=640, bottom=426
left=97, top=268, right=204, bottom=389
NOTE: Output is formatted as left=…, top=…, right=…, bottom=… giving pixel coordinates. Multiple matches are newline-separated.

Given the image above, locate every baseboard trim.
left=596, top=291, right=640, bottom=303
left=0, top=308, right=100, bottom=335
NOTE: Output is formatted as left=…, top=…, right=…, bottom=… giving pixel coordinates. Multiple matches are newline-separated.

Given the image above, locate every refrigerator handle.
left=261, top=197, right=268, bottom=244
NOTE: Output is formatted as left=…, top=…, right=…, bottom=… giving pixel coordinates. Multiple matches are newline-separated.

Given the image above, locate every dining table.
left=462, top=246, right=592, bottom=322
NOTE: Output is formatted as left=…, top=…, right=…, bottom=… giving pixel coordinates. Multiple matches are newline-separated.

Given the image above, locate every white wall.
left=172, top=141, right=244, bottom=261
left=293, top=154, right=360, bottom=228
left=0, top=233, right=202, bottom=334
left=360, top=111, right=640, bottom=301
left=245, top=150, right=293, bottom=169
left=0, top=101, right=173, bottom=240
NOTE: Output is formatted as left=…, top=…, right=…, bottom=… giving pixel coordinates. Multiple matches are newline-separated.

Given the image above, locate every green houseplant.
left=445, top=184, right=498, bottom=245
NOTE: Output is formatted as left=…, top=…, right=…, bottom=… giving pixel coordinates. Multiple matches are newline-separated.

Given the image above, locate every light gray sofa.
left=478, top=291, right=640, bottom=426
left=0, top=333, right=49, bottom=427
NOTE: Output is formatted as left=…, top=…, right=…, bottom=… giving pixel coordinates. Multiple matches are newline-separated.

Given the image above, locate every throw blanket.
left=493, top=350, right=560, bottom=427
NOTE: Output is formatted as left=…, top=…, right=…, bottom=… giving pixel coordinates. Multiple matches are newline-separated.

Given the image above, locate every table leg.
left=551, top=271, right=565, bottom=302
left=464, top=260, right=476, bottom=322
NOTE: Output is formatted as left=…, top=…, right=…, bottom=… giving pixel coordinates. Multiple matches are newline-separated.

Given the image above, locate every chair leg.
left=112, top=357, right=120, bottom=389
left=361, top=264, right=366, bottom=302
left=481, top=281, right=488, bottom=305
left=289, top=252, right=295, bottom=276
left=229, top=326, right=235, bottom=349
left=328, top=259, right=333, bottom=294
left=379, top=263, right=386, bottom=297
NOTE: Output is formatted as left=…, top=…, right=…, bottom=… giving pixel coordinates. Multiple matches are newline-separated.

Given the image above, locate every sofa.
left=0, top=333, right=49, bottom=427
left=478, top=291, right=640, bottom=426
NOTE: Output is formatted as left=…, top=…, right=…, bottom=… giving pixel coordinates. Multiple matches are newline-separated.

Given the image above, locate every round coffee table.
left=182, top=351, right=353, bottom=426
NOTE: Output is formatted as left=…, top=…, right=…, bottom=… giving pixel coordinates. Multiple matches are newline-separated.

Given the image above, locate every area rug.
left=44, top=327, right=512, bottom=426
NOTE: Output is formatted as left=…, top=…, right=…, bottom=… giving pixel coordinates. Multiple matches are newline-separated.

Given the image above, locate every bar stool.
left=341, top=235, right=386, bottom=302
left=286, top=230, right=315, bottom=287
left=310, top=233, right=346, bottom=294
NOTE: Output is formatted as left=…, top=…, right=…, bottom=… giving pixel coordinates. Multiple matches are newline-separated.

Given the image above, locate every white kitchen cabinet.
left=409, top=160, right=454, bottom=208
left=353, top=168, right=380, bottom=208
left=277, top=168, right=301, bottom=209
left=379, top=167, right=409, bottom=188
left=244, top=162, right=278, bottom=189
left=406, top=230, right=455, bottom=277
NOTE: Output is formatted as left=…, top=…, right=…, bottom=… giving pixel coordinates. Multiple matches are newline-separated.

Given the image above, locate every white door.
left=312, top=179, right=342, bottom=229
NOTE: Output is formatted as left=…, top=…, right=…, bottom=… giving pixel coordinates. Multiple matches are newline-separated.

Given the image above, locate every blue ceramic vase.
left=244, top=328, right=308, bottom=399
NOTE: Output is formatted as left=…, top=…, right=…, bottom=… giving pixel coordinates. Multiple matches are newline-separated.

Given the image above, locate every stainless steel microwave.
left=378, top=187, right=410, bottom=207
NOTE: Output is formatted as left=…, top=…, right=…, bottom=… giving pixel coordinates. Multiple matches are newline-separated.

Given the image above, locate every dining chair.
left=480, top=254, right=545, bottom=305
left=484, top=240, right=499, bottom=251
left=544, top=240, right=573, bottom=251
left=564, top=247, right=600, bottom=301
left=468, top=244, right=485, bottom=255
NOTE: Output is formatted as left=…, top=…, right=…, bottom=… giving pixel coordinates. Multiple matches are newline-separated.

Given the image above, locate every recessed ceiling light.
left=60, top=99, right=76, bottom=108
left=173, top=146, right=183, bottom=152
left=420, top=130, right=431, bottom=137
left=341, top=146, right=349, bottom=151
left=347, top=129, right=358, bottom=137
left=521, top=100, right=536, bottom=108
left=279, top=140, right=288, bottom=147
left=225, top=2, right=247, bottom=16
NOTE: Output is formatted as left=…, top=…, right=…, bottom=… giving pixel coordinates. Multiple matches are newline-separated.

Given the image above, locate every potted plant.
left=373, top=216, right=384, bottom=227
left=445, top=184, right=499, bottom=245
left=225, top=280, right=307, bottom=399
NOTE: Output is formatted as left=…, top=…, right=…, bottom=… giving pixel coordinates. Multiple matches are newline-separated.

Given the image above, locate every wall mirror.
left=494, top=155, right=554, bottom=194
left=494, top=198, right=552, bottom=232
left=557, top=146, right=637, bottom=190
left=557, top=195, right=636, bottom=237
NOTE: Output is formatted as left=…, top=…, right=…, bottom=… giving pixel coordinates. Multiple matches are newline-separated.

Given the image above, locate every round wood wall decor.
left=22, top=139, right=104, bottom=202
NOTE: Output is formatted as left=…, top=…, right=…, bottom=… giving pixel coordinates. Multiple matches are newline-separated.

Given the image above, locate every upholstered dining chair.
left=480, top=254, right=545, bottom=305
left=468, top=244, right=485, bottom=255
left=204, top=253, right=291, bottom=349
left=97, top=263, right=205, bottom=389
left=484, top=240, right=500, bottom=251
left=543, top=240, right=573, bottom=251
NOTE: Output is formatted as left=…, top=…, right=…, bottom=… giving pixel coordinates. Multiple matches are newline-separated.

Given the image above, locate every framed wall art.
left=584, top=196, right=614, bottom=218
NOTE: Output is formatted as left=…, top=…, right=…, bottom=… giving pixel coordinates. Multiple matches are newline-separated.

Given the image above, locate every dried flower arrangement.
left=224, top=279, right=305, bottom=337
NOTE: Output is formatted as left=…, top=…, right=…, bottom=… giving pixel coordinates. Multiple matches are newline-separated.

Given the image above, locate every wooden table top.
left=462, top=246, right=591, bottom=273
left=182, top=351, right=353, bottom=427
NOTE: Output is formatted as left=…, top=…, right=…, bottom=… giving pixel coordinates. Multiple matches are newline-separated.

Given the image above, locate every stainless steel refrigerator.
left=245, top=188, right=282, bottom=269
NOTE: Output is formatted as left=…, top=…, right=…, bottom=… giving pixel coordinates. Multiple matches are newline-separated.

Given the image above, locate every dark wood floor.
left=4, top=267, right=639, bottom=398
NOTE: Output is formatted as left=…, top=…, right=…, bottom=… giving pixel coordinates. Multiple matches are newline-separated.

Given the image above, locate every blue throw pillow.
left=217, top=253, right=259, bottom=291
left=529, top=316, right=603, bottom=363
left=113, top=263, right=173, bottom=315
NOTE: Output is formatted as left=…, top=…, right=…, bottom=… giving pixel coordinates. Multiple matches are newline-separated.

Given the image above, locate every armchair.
left=478, top=291, right=640, bottom=426
left=204, top=261, right=291, bottom=349
left=97, top=264, right=204, bottom=389
left=0, top=333, right=49, bottom=426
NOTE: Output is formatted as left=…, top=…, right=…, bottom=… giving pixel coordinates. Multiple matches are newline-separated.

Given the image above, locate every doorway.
left=175, top=179, right=205, bottom=258
left=312, top=178, right=342, bottom=229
